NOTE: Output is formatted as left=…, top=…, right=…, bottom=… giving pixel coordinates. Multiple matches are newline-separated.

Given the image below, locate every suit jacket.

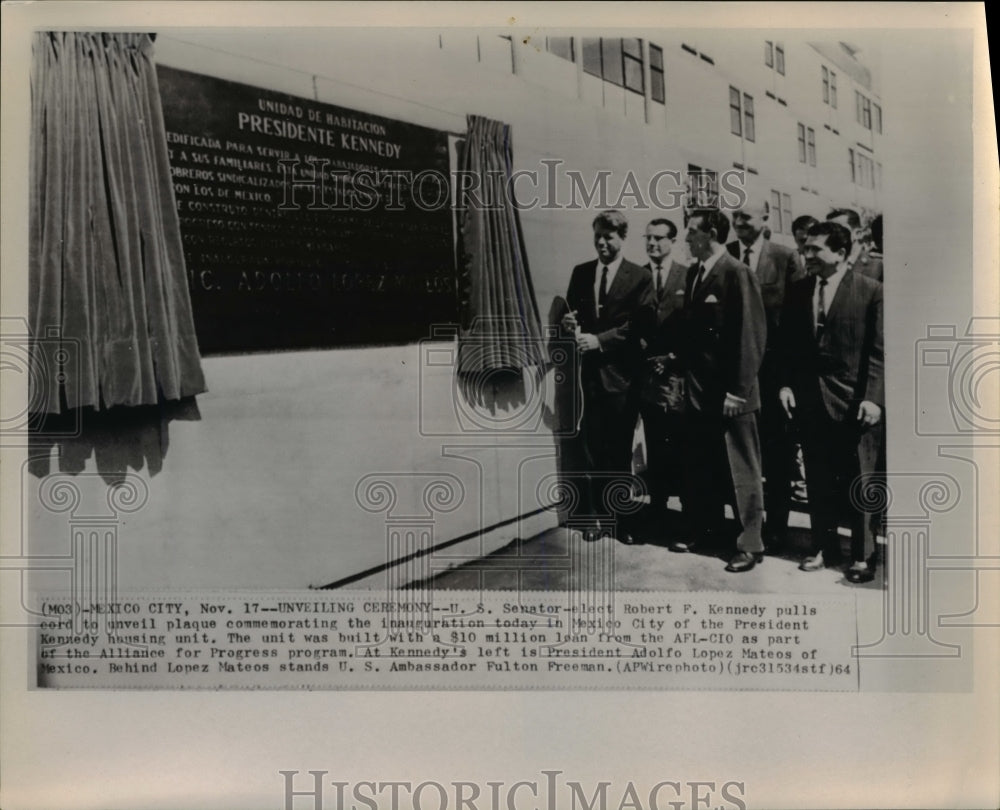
left=849, top=248, right=883, bottom=283
left=680, top=250, right=766, bottom=414
left=780, top=270, right=884, bottom=422
left=565, top=258, right=654, bottom=395
left=639, top=260, right=688, bottom=358
left=727, top=238, right=803, bottom=353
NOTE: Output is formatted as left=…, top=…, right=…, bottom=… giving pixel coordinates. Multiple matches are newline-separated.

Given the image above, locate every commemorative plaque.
left=157, top=66, right=457, bottom=353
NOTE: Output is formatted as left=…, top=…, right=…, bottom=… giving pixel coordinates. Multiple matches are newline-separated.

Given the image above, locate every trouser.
left=799, top=411, right=880, bottom=563
left=681, top=407, right=764, bottom=554
left=639, top=403, right=685, bottom=510
left=573, top=383, right=640, bottom=524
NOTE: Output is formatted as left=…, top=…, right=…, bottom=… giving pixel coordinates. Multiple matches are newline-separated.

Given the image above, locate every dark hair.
left=792, top=214, right=819, bottom=233
left=870, top=214, right=883, bottom=253
left=592, top=209, right=628, bottom=238
left=826, top=207, right=861, bottom=230
left=647, top=217, right=677, bottom=239
left=688, top=208, right=730, bottom=244
left=807, top=221, right=853, bottom=258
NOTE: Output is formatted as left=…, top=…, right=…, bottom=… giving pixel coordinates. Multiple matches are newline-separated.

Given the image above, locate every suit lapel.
left=606, top=260, right=632, bottom=304
left=756, top=241, right=776, bottom=285
left=690, top=253, right=724, bottom=301
left=824, top=269, right=854, bottom=326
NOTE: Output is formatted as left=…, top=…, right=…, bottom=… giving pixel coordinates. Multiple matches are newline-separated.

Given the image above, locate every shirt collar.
left=700, top=244, right=726, bottom=273
left=818, top=262, right=849, bottom=290
left=599, top=254, right=625, bottom=274
left=748, top=232, right=766, bottom=258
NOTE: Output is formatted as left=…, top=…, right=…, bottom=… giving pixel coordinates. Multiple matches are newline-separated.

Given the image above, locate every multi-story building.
left=27, top=29, right=887, bottom=588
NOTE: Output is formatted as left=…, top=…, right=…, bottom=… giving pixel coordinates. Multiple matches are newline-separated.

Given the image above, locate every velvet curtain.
left=29, top=32, right=205, bottom=414
left=455, top=115, right=546, bottom=381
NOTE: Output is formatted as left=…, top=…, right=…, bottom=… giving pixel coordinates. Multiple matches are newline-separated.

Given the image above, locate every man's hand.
left=576, top=332, right=601, bottom=352
left=561, top=310, right=579, bottom=332
left=857, top=400, right=882, bottom=427
left=779, top=387, right=796, bottom=419
left=723, top=392, right=746, bottom=418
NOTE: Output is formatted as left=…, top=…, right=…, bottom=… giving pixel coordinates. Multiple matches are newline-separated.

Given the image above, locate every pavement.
left=427, top=499, right=886, bottom=595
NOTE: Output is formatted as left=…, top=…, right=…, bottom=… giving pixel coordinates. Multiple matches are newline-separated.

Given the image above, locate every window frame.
left=545, top=36, right=575, bottom=63
left=730, top=86, right=743, bottom=136
left=649, top=42, right=665, bottom=103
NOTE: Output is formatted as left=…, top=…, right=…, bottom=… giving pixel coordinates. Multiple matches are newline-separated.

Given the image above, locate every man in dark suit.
left=672, top=209, right=767, bottom=572
left=637, top=217, right=689, bottom=523
left=561, top=210, right=654, bottom=542
left=793, top=214, right=820, bottom=275
left=779, top=221, right=884, bottom=583
left=727, top=201, right=805, bottom=550
left=827, top=208, right=883, bottom=283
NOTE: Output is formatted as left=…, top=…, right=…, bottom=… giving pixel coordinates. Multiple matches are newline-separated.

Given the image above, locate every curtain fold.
left=29, top=32, right=206, bottom=414
left=455, top=115, right=547, bottom=381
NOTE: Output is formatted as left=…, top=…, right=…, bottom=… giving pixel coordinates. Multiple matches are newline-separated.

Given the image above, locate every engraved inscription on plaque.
left=157, top=66, right=457, bottom=353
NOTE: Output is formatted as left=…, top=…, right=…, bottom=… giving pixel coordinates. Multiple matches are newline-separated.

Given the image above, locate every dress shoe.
left=668, top=539, right=697, bottom=553
left=725, top=551, right=763, bottom=573
left=798, top=554, right=826, bottom=572
left=845, top=563, right=876, bottom=584
left=798, top=551, right=842, bottom=571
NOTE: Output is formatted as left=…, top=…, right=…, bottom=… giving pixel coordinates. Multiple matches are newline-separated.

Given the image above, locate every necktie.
left=816, top=278, right=828, bottom=337
left=692, top=263, right=705, bottom=295
left=598, top=265, right=608, bottom=314
left=655, top=265, right=663, bottom=296
left=743, top=245, right=753, bottom=268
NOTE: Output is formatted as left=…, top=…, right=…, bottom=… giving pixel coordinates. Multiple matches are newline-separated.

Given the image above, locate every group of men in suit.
left=559, top=204, right=884, bottom=583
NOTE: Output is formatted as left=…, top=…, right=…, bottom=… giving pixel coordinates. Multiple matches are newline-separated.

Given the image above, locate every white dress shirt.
left=813, top=263, right=848, bottom=328
left=594, top=253, right=624, bottom=306
left=695, top=244, right=726, bottom=286
left=737, top=232, right=766, bottom=277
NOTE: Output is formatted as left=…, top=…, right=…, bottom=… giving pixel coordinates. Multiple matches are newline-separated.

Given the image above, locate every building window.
left=649, top=43, right=665, bottom=103
left=822, top=66, right=839, bottom=108
left=743, top=93, right=755, bottom=142
left=874, top=103, right=882, bottom=133
left=807, top=127, right=816, bottom=166
left=730, top=86, right=742, bottom=136
left=582, top=38, right=602, bottom=76
left=765, top=40, right=774, bottom=67
left=601, top=38, right=624, bottom=86
left=770, top=190, right=783, bottom=233
left=775, top=44, right=785, bottom=75
left=850, top=151, right=875, bottom=189
left=856, top=91, right=873, bottom=129
left=582, top=37, right=646, bottom=96
left=797, top=123, right=807, bottom=163
left=782, top=193, right=793, bottom=233
left=622, top=38, right=644, bottom=94
left=546, top=37, right=574, bottom=62
left=687, top=164, right=718, bottom=208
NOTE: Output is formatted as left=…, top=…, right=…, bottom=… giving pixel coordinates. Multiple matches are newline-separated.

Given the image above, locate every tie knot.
left=819, top=278, right=828, bottom=287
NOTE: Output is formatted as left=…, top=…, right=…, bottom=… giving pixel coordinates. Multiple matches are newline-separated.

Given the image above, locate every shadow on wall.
left=28, top=397, right=201, bottom=485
